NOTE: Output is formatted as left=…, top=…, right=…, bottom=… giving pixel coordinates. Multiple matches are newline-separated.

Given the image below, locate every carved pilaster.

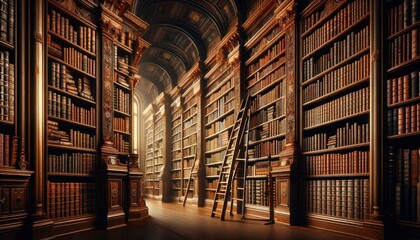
left=101, top=36, right=115, bottom=147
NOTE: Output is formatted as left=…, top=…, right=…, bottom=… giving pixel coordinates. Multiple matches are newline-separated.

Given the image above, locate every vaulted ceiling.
left=133, top=0, right=246, bottom=102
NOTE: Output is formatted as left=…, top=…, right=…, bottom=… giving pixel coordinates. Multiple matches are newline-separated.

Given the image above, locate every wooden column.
left=272, top=0, right=298, bottom=225
left=31, top=0, right=54, bottom=238
left=98, top=7, right=127, bottom=229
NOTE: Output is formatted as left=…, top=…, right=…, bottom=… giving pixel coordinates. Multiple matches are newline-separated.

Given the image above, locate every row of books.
left=388, top=0, right=419, bottom=36
left=250, top=85, right=284, bottom=112
left=113, top=116, right=129, bottom=133
left=389, top=26, right=419, bottom=68
left=248, top=139, right=285, bottom=158
left=205, top=131, right=228, bottom=150
left=206, top=151, right=223, bottom=165
left=183, top=133, right=197, bottom=147
left=302, top=0, right=369, bottom=56
left=172, top=160, right=182, bottom=170
left=248, top=25, right=282, bottom=58
left=305, top=179, right=369, bottom=220
left=303, top=25, right=369, bottom=81
left=205, top=79, right=232, bottom=105
left=303, top=150, right=369, bottom=176
left=303, top=122, right=369, bottom=152
left=247, top=162, right=274, bottom=176
left=183, top=117, right=197, bottom=135
left=115, top=54, right=129, bottom=75
left=206, top=166, right=220, bottom=176
left=48, top=122, right=96, bottom=149
left=247, top=53, right=285, bottom=85
left=0, top=133, right=10, bottom=167
left=113, top=132, right=129, bottom=153
left=183, top=146, right=196, bottom=157
left=247, top=38, right=285, bottom=75
left=245, top=179, right=269, bottom=207
left=183, top=105, right=197, bottom=120
left=250, top=102, right=285, bottom=127
left=47, top=10, right=96, bottom=54
left=206, top=178, right=218, bottom=189
left=387, top=71, right=420, bottom=105
left=205, top=98, right=235, bottom=123
left=249, top=118, right=286, bottom=142
left=114, top=72, right=129, bottom=88
left=0, top=0, right=14, bottom=44
left=205, top=114, right=234, bottom=136
left=49, top=62, right=94, bottom=101
left=48, top=153, right=95, bottom=174
left=304, top=87, right=369, bottom=128
left=62, top=47, right=96, bottom=76
left=303, top=54, right=369, bottom=103
left=205, top=89, right=234, bottom=115
left=48, top=90, right=96, bottom=126
left=113, top=88, right=130, bottom=114
left=388, top=147, right=420, bottom=222
left=387, top=103, right=420, bottom=136
left=117, top=30, right=135, bottom=49
left=47, top=182, right=96, bottom=219
left=248, top=62, right=285, bottom=96
left=0, top=50, right=14, bottom=121
left=246, top=10, right=275, bottom=46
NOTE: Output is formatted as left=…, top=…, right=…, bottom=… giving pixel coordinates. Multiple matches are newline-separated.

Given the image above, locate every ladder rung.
left=219, top=181, right=228, bottom=184
left=222, top=166, right=230, bottom=169
left=232, top=198, right=244, bottom=201
left=236, top=158, right=245, bottom=161
left=216, top=192, right=225, bottom=195
left=236, top=187, right=244, bottom=190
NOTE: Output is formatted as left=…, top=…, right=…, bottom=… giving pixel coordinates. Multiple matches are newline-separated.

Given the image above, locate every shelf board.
left=303, top=47, right=369, bottom=85
left=247, top=154, right=280, bottom=163
left=183, top=143, right=197, bottom=149
left=114, top=109, right=130, bottom=117
left=0, top=39, right=14, bottom=50
left=205, top=188, right=217, bottom=191
left=205, top=108, right=235, bottom=126
left=48, top=115, right=96, bottom=129
left=250, top=115, right=285, bottom=131
left=302, top=14, right=369, bottom=61
left=388, top=20, right=420, bottom=40
left=183, top=130, right=197, bottom=139
left=303, top=110, right=369, bottom=131
left=205, top=86, right=235, bottom=108
left=303, top=77, right=369, bottom=106
left=48, top=30, right=96, bottom=57
left=249, top=133, right=285, bottom=146
left=114, top=81, right=131, bottom=91
left=183, top=154, right=196, bottom=159
left=205, top=70, right=235, bottom=96
left=48, top=144, right=96, bottom=153
left=249, top=75, right=286, bottom=98
left=205, top=146, right=227, bottom=155
left=206, top=161, right=222, bottom=166
left=48, top=173, right=96, bottom=178
left=302, top=142, right=370, bottom=155
left=246, top=49, right=286, bottom=77
left=205, top=175, right=219, bottom=179
left=48, top=85, right=96, bottom=105
left=250, top=59, right=286, bottom=86
left=251, top=97, right=284, bottom=115
left=246, top=175, right=268, bottom=179
left=388, top=96, right=420, bottom=109
left=183, top=112, right=197, bottom=122
left=49, top=55, right=96, bottom=79
left=388, top=131, right=420, bottom=140
left=246, top=31, right=286, bottom=64
left=114, top=40, right=133, bottom=53
left=302, top=173, right=369, bottom=179
left=0, top=120, right=14, bottom=126
left=113, top=129, right=131, bottom=135
left=387, top=55, right=420, bottom=75
left=114, top=67, right=129, bottom=78
left=205, top=125, right=233, bottom=140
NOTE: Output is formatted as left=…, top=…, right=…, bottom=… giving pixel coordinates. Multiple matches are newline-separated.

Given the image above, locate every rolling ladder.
left=182, top=153, right=197, bottom=206
left=210, top=96, right=250, bottom=220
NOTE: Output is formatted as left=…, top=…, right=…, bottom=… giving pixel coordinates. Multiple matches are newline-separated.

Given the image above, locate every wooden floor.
left=56, top=199, right=362, bottom=240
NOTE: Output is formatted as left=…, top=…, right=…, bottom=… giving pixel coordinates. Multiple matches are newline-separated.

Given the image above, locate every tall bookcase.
left=45, top=0, right=98, bottom=229
left=0, top=0, right=32, bottom=237
left=243, top=0, right=287, bottom=212
left=384, top=0, right=420, bottom=235
left=179, top=69, right=201, bottom=204
left=300, top=0, right=371, bottom=227
left=203, top=27, right=241, bottom=202
left=169, top=90, right=183, bottom=202
left=143, top=104, right=154, bottom=198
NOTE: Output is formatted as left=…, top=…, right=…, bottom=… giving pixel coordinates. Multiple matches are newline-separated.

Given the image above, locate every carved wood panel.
left=110, top=180, right=121, bottom=208
left=0, top=188, right=10, bottom=214
left=102, top=36, right=114, bottom=143
left=130, top=180, right=139, bottom=206
left=11, top=188, right=25, bottom=213
left=285, top=20, right=296, bottom=144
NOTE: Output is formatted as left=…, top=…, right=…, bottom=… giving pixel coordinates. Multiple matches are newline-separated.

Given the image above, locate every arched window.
left=133, top=95, right=140, bottom=155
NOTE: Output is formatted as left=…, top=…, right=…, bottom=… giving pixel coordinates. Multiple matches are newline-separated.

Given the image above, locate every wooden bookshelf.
left=300, top=0, right=370, bottom=227
left=143, top=104, right=154, bottom=197
left=244, top=0, right=286, bottom=211
left=384, top=0, right=420, bottom=235
left=45, top=0, right=98, bottom=223
left=181, top=79, right=200, bottom=201
left=169, top=93, right=183, bottom=201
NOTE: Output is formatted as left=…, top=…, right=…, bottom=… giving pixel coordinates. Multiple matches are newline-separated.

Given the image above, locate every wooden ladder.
left=210, top=96, right=250, bottom=220
left=182, top=153, right=198, bottom=206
